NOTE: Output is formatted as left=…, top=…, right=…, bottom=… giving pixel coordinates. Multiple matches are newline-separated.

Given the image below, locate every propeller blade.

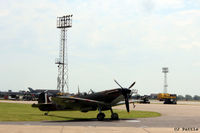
left=128, top=82, right=136, bottom=89
left=125, top=96, right=130, bottom=112
left=122, top=89, right=131, bottom=112
left=114, top=79, right=123, bottom=89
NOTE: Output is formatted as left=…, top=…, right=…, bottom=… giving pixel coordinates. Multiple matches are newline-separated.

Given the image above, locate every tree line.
left=177, top=95, right=200, bottom=101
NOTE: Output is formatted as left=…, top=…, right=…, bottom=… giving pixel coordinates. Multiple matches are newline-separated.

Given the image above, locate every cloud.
left=0, top=0, right=200, bottom=95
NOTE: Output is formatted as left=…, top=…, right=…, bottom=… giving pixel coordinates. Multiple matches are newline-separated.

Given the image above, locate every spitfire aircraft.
left=32, top=80, right=136, bottom=121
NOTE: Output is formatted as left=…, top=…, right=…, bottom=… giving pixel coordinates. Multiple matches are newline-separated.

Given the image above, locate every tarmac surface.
left=0, top=125, right=182, bottom=133
left=0, top=100, right=200, bottom=133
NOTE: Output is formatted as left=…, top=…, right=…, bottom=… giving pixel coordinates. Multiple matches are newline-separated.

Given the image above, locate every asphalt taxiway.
left=0, top=102, right=200, bottom=128
left=0, top=101, right=200, bottom=133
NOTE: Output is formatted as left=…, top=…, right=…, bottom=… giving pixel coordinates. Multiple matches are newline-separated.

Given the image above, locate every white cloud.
left=153, top=0, right=185, bottom=9
left=192, top=62, right=200, bottom=67
left=0, top=9, right=9, bottom=17
left=0, top=0, right=200, bottom=95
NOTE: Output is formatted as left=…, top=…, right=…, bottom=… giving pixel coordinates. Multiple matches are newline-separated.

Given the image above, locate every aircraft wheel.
left=97, top=113, right=105, bottom=121
left=111, top=113, right=119, bottom=120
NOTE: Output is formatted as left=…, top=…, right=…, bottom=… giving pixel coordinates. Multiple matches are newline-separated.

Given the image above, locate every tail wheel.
left=44, top=112, right=48, bottom=116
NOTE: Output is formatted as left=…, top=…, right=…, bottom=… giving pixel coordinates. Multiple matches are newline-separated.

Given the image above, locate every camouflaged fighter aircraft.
left=32, top=80, right=136, bottom=121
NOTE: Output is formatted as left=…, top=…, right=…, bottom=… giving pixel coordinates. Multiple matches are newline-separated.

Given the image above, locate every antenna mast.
left=55, top=15, right=72, bottom=93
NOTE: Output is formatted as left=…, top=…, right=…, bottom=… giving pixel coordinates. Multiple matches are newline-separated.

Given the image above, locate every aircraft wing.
left=113, top=99, right=136, bottom=106
left=52, top=96, right=109, bottom=107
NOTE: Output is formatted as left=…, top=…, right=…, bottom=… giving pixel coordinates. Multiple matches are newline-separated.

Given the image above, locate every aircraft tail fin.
left=28, top=87, right=35, bottom=92
left=38, top=92, right=51, bottom=104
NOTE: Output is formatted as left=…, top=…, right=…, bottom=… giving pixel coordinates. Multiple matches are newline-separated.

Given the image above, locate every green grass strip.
left=0, top=102, right=161, bottom=121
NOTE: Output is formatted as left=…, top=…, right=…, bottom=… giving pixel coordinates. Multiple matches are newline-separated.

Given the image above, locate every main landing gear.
left=96, top=108, right=119, bottom=121
left=97, top=107, right=105, bottom=121
left=111, top=113, right=119, bottom=120
left=97, top=113, right=105, bottom=121
left=110, top=108, right=119, bottom=120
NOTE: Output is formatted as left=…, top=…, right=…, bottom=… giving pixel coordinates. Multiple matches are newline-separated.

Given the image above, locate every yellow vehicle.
left=157, top=93, right=177, bottom=104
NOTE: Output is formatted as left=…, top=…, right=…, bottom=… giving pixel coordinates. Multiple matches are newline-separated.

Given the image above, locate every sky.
left=0, top=0, right=200, bottom=96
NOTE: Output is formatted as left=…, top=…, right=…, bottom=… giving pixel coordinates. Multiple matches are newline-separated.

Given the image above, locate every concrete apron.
left=1, top=125, right=198, bottom=133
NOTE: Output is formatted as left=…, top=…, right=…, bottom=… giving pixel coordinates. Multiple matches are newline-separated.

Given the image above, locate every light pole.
left=162, top=67, right=169, bottom=93
left=55, top=15, right=72, bottom=93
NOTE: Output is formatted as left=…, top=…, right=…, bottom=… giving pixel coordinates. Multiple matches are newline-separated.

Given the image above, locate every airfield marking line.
left=143, top=128, right=151, bottom=133
left=60, top=126, right=64, bottom=133
left=125, top=120, right=140, bottom=122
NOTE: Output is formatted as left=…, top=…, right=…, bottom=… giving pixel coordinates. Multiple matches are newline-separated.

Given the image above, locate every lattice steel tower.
left=55, top=15, right=72, bottom=93
left=162, top=67, right=169, bottom=93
